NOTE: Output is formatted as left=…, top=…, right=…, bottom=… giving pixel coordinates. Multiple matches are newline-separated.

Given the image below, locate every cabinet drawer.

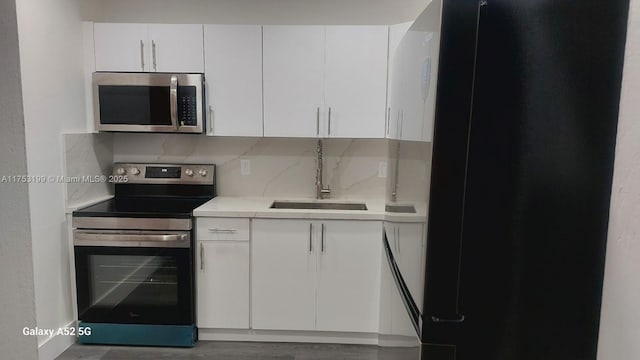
left=197, top=218, right=250, bottom=241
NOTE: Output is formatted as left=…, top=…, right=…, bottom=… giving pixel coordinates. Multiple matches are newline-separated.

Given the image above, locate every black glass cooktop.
left=73, top=197, right=210, bottom=219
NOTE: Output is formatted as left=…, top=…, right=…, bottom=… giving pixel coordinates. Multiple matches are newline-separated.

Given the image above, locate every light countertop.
left=65, top=195, right=114, bottom=214
left=193, top=196, right=427, bottom=222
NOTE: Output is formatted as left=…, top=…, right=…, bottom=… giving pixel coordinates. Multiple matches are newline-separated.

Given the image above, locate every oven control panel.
left=146, top=166, right=181, bottom=179
left=113, top=163, right=215, bottom=184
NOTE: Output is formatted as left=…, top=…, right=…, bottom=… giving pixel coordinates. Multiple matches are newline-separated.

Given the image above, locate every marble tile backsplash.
left=113, top=134, right=389, bottom=199
left=386, top=140, right=432, bottom=204
left=63, top=132, right=114, bottom=208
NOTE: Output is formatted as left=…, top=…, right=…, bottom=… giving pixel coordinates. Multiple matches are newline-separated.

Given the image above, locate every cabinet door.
left=325, top=26, right=388, bottom=138
left=197, top=240, right=250, bottom=329
left=204, top=25, right=263, bottom=136
left=389, top=22, right=413, bottom=68
left=149, top=24, right=204, bottom=73
left=316, top=221, right=382, bottom=332
left=396, top=31, right=433, bottom=142
left=388, top=30, right=410, bottom=141
left=395, top=222, right=425, bottom=313
left=387, top=22, right=413, bottom=139
left=252, top=219, right=317, bottom=330
left=94, top=23, right=149, bottom=72
left=263, top=26, right=325, bottom=137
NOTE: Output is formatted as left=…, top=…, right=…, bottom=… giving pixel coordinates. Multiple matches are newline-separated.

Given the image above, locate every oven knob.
left=185, top=169, right=194, bottom=177
left=130, top=167, right=140, bottom=176
left=198, top=169, right=208, bottom=177
left=116, top=167, right=126, bottom=175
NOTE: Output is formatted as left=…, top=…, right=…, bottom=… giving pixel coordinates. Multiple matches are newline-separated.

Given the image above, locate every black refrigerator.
left=381, top=0, right=631, bottom=359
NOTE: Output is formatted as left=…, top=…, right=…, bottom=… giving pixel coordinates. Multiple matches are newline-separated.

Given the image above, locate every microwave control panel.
left=178, top=86, right=198, bottom=126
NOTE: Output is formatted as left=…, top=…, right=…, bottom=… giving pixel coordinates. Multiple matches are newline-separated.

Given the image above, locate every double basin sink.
left=269, top=201, right=416, bottom=214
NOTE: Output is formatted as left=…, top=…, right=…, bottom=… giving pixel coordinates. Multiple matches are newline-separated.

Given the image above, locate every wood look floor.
left=55, top=341, right=417, bottom=360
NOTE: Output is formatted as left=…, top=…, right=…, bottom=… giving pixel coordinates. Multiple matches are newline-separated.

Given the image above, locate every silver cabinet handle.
left=316, top=107, right=320, bottom=136
left=200, top=242, right=205, bottom=270
left=400, top=110, right=404, bottom=138
left=386, top=107, right=391, bottom=135
left=170, top=75, right=178, bottom=129
left=397, top=227, right=400, bottom=253
left=152, top=40, right=157, bottom=71
left=321, top=223, right=325, bottom=253
left=309, top=223, right=313, bottom=253
left=207, top=228, right=237, bottom=233
left=140, top=40, right=145, bottom=71
left=328, top=107, right=332, bottom=136
left=208, top=106, right=214, bottom=135
left=393, top=226, right=398, bottom=251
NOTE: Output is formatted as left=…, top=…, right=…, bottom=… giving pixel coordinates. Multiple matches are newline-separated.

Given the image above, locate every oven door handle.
left=170, top=75, right=178, bottom=130
left=74, top=230, right=190, bottom=248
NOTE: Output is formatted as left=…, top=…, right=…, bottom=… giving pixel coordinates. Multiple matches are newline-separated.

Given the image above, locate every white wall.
left=63, top=133, right=114, bottom=210
left=81, top=0, right=430, bottom=25
left=0, top=0, right=38, bottom=359
left=15, top=0, right=88, bottom=357
left=598, top=0, right=640, bottom=359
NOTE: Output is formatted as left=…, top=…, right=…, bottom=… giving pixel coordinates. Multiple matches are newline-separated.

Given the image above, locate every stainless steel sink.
left=385, top=204, right=416, bottom=213
left=270, top=201, right=368, bottom=211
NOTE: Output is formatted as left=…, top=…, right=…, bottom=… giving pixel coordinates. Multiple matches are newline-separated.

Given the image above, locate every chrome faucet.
left=316, top=139, right=331, bottom=199
left=391, top=142, right=400, bottom=202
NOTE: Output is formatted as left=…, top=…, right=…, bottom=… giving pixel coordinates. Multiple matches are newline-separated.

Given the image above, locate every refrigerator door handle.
left=431, top=314, right=465, bottom=323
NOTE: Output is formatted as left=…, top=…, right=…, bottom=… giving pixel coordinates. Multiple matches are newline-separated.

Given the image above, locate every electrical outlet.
left=240, top=159, right=251, bottom=176
left=378, top=161, right=387, bottom=178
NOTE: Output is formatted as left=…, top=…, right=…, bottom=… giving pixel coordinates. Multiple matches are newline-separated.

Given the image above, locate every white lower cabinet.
left=252, top=219, right=382, bottom=333
left=315, top=221, right=382, bottom=332
left=252, top=220, right=317, bottom=330
left=385, top=221, right=425, bottom=313
left=196, top=217, right=250, bottom=329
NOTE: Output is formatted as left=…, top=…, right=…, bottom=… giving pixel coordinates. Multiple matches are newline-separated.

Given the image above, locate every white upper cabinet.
left=92, top=23, right=393, bottom=139
left=324, top=26, right=388, bottom=138
left=93, top=23, right=204, bottom=73
left=263, top=25, right=389, bottom=138
left=94, top=23, right=149, bottom=72
left=389, top=22, right=414, bottom=69
left=148, top=24, right=204, bottom=73
left=387, top=22, right=414, bottom=139
left=204, top=25, right=263, bottom=136
left=387, top=17, right=440, bottom=142
left=397, top=31, right=432, bottom=142
left=263, top=26, right=325, bottom=137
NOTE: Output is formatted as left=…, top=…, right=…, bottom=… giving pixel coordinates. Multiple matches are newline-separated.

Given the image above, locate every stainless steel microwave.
left=93, top=72, right=205, bottom=133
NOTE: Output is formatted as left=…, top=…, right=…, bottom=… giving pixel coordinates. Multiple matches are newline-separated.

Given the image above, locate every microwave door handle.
left=170, top=75, right=178, bottom=130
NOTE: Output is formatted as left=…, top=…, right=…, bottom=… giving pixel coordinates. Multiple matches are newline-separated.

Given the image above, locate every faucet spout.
left=316, top=139, right=331, bottom=200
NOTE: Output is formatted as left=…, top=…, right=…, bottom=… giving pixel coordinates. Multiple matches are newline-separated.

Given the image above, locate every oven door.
left=74, top=230, right=194, bottom=325
left=93, top=72, right=204, bottom=133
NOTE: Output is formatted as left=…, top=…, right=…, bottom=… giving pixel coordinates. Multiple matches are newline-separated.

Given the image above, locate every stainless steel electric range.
left=72, top=163, right=215, bottom=347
